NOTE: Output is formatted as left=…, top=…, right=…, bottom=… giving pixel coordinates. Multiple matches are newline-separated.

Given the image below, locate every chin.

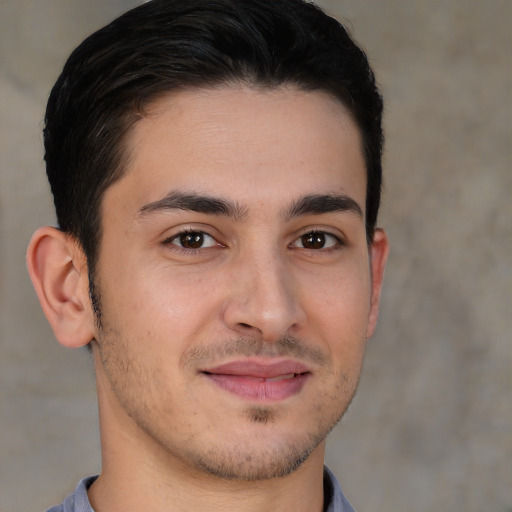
left=192, top=440, right=318, bottom=481
left=186, top=412, right=339, bottom=481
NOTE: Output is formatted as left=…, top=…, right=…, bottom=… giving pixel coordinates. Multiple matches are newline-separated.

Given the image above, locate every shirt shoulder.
left=46, top=476, right=97, bottom=512
left=324, top=466, right=356, bottom=512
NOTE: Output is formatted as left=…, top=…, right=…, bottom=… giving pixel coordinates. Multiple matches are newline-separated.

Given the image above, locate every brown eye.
left=179, top=232, right=204, bottom=249
left=167, top=231, right=217, bottom=250
left=291, top=231, right=340, bottom=250
left=301, top=232, right=327, bottom=249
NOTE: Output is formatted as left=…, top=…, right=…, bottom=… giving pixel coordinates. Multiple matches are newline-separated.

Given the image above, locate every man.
left=27, top=0, right=388, bottom=510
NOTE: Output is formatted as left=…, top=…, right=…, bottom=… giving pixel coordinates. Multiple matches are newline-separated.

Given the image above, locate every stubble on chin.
left=247, top=406, right=276, bottom=424
left=187, top=385, right=351, bottom=483
left=191, top=432, right=319, bottom=481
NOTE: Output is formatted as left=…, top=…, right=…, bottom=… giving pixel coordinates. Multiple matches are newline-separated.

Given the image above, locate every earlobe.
left=366, top=228, right=389, bottom=339
left=27, top=227, right=95, bottom=348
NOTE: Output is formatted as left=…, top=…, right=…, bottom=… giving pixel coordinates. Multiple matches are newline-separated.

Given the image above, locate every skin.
left=28, top=85, right=388, bottom=512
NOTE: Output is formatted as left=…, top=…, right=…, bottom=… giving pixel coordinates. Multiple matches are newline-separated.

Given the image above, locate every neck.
left=90, top=452, right=326, bottom=512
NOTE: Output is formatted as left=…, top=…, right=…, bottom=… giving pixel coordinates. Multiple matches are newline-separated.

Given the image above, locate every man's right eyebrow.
left=137, top=190, right=248, bottom=221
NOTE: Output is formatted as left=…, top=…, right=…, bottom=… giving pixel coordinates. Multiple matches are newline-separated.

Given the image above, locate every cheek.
left=100, top=262, right=226, bottom=347
left=302, top=259, right=371, bottom=327
left=299, top=260, right=371, bottom=361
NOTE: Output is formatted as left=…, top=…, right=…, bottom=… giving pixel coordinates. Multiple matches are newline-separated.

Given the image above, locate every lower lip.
left=204, top=373, right=309, bottom=401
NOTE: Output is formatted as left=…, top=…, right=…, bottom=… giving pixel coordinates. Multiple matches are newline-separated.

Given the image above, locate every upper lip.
left=201, top=359, right=311, bottom=378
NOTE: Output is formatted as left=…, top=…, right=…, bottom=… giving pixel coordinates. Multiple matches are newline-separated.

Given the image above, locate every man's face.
left=91, top=86, right=387, bottom=480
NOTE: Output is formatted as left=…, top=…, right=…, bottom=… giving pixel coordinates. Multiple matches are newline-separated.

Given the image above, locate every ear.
left=366, top=228, right=389, bottom=339
left=27, top=226, right=96, bottom=348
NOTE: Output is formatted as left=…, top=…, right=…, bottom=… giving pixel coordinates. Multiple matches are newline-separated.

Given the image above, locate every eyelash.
left=162, top=228, right=221, bottom=253
left=290, top=230, right=344, bottom=251
left=162, top=228, right=345, bottom=254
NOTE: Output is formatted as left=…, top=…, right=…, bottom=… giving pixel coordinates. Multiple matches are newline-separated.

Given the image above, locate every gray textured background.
left=1, top=1, right=510, bottom=511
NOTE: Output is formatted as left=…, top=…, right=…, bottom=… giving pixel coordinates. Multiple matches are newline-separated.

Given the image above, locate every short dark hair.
left=44, top=0, right=384, bottom=280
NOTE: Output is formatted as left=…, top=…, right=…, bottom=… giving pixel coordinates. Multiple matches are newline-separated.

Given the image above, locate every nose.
left=222, top=250, right=305, bottom=342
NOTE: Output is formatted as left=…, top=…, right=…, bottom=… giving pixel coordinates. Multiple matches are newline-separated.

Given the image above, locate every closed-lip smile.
left=201, top=359, right=311, bottom=401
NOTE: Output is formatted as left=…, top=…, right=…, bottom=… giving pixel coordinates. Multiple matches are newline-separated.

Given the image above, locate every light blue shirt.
left=47, top=466, right=355, bottom=512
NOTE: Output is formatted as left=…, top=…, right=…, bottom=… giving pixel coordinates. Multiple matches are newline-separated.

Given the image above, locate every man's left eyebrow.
left=285, top=194, right=363, bottom=220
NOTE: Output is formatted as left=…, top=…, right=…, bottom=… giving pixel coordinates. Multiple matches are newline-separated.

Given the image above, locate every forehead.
left=112, top=85, right=366, bottom=215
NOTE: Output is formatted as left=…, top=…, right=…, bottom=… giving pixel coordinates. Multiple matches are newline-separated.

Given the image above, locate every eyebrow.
left=138, top=190, right=248, bottom=221
left=285, top=193, right=363, bottom=220
left=137, top=190, right=362, bottom=222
